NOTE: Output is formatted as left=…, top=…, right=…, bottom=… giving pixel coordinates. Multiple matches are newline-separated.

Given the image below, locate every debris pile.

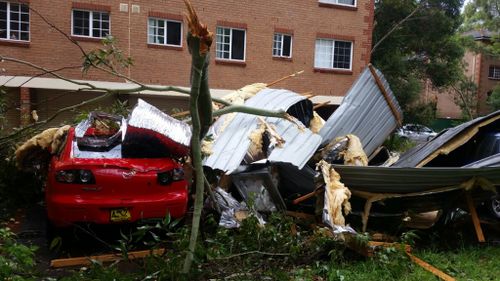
left=15, top=64, right=500, bottom=238
left=201, top=64, right=500, bottom=237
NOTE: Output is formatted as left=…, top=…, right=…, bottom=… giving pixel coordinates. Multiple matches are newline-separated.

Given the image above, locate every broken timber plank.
left=406, top=252, right=456, bottom=281
left=465, top=192, right=486, bottom=242
left=368, top=64, right=402, bottom=126
left=50, top=248, right=165, bottom=268
left=348, top=240, right=455, bottom=281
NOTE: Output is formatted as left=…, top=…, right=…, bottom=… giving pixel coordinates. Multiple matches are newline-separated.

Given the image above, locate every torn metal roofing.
left=319, top=65, right=402, bottom=157
left=463, top=153, right=500, bottom=168
left=203, top=89, right=322, bottom=174
left=332, top=165, right=500, bottom=193
left=393, top=110, right=500, bottom=168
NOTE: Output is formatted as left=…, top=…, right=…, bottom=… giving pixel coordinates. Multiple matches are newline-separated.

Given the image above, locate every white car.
left=397, top=124, right=437, bottom=142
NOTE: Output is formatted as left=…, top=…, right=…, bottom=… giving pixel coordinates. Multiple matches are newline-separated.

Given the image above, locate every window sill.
left=272, top=56, right=293, bottom=62
left=318, top=2, right=358, bottom=11
left=71, top=36, right=103, bottom=43
left=215, top=59, right=246, bottom=67
left=147, top=44, right=183, bottom=51
left=488, top=77, right=500, bottom=80
left=0, top=39, right=30, bottom=48
left=314, top=68, right=352, bottom=75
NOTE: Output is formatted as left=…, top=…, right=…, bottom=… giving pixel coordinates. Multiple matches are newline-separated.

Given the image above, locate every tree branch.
left=215, top=250, right=290, bottom=260
left=372, top=1, right=426, bottom=54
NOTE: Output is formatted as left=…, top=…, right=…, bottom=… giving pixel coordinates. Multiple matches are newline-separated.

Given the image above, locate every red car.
left=45, top=119, right=189, bottom=228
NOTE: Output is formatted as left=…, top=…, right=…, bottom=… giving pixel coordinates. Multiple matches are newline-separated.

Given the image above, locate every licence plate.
left=110, top=208, right=131, bottom=222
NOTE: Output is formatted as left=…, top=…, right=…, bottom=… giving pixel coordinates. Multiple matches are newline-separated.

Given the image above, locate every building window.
left=0, top=1, right=29, bottom=41
left=72, top=9, right=110, bottom=38
left=314, top=38, right=353, bottom=70
left=319, top=0, right=356, bottom=7
left=148, top=18, right=182, bottom=47
left=489, top=65, right=500, bottom=80
left=273, top=33, right=292, bottom=58
left=216, top=26, right=246, bottom=61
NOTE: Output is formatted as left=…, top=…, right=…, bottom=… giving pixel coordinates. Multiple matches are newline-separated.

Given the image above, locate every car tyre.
left=488, top=195, right=500, bottom=219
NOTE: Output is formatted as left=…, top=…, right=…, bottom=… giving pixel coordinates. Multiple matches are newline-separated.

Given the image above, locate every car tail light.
left=157, top=168, right=184, bottom=185
left=56, top=170, right=95, bottom=184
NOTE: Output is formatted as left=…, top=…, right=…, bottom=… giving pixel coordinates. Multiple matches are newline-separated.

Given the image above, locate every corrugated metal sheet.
left=319, top=66, right=402, bottom=157
left=333, top=164, right=500, bottom=193
left=203, top=89, right=322, bottom=174
left=463, top=153, right=500, bottom=168
left=393, top=110, right=500, bottom=167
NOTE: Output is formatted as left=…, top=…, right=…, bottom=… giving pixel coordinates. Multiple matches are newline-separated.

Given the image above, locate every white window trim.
left=71, top=9, right=111, bottom=39
left=318, top=0, right=357, bottom=8
left=216, top=26, right=246, bottom=62
left=314, top=38, right=353, bottom=71
left=0, top=1, right=30, bottom=42
left=488, top=66, right=500, bottom=80
left=147, top=17, right=183, bottom=47
left=272, top=33, right=293, bottom=58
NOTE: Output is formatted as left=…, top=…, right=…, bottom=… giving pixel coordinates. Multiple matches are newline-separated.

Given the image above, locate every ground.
left=3, top=202, right=499, bottom=280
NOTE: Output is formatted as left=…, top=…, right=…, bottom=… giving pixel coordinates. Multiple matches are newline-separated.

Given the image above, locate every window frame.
left=147, top=17, right=183, bottom=48
left=488, top=65, right=500, bottom=80
left=0, top=1, right=30, bottom=42
left=71, top=9, right=110, bottom=39
left=314, top=38, right=353, bottom=71
left=215, top=26, right=246, bottom=62
left=318, top=0, right=357, bottom=8
left=273, top=33, right=293, bottom=59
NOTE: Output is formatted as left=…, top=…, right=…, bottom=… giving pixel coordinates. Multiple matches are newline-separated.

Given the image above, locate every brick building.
left=422, top=30, right=500, bottom=123
left=0, top=0, right=374, bottom=130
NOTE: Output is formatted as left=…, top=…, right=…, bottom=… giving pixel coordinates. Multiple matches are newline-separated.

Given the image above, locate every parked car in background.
left=397, top=124, right=437, bottom=142
left=45, top=113, right=188, bottom=228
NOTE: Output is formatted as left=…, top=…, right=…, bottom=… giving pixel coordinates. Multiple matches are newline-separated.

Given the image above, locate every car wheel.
left=489, top=196, right=500, bottom=219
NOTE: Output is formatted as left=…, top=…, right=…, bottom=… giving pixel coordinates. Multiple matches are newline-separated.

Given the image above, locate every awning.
left=0, top=76, right=343, bottom=105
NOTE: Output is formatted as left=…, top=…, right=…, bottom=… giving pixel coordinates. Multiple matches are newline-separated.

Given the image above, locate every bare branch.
left=372, top=1, right=427, bottom=53
left=0, top=91, right=113, bottom=144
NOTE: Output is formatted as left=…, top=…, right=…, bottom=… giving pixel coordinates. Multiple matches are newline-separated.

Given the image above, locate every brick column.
left=19, top=87, right=31, bottom=126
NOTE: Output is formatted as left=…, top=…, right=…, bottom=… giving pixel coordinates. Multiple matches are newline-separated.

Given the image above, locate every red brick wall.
left=0, top=0, right=374, bottom=97
left=19, top=87, right=31, bottom=125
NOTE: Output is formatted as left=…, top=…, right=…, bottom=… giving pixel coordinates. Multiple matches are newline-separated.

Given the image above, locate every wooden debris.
left=50, top=248, right=165, bottom=268
left=406, top=252, right=456, bottom=281
left=347, top=240, right=456, bottom=281
left=465, top=192, right=485, bottom=243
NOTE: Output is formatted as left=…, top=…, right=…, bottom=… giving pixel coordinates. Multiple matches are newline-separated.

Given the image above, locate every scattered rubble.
left=14, top=64, right=500, bottom=240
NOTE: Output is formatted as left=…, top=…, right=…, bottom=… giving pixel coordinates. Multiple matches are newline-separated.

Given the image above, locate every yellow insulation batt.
left=222, top=83, right=268, bottom=105
left=15, top=125, right=70, bottom=169
left=309, top=111, right=325, bottom=134
left=342, top=134, right=368, bottom=166
left=318, top=160, right=352, bottom=226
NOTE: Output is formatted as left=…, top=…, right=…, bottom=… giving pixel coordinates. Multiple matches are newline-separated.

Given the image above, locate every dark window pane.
left=10, top=11, right=18, bottom=21
left=20, top=31, right=28, bottom=40
left=21, top=13, right=28, bottom=22
left=21, top=23, right=28, bottom=31
left=73, top=10, right=90, bottom=35
left=21, top=4, right=28, bottom=13
left=166, top=21, right=181, bottom=46
left=9, top=30, right=19, bottom=40
left=92, top=29, right=99, bottom=37
left=0, top=2, right=6, bottom=12
left=0, top=18, right=6, bottom=38
left=231, top=29, right=245, bottom=60
left=93, top=19, right=101, bottom=30
left=102, top=22, right=109, bottom=30
left=283, top=35, right=291, bottom=57
left=333, top=41, right=351, bottom=69
left=101, top=13, right=109, bottom=21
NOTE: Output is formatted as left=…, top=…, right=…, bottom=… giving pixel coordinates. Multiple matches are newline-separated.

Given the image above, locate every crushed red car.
left=43, top=100, right=191, bottom=227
